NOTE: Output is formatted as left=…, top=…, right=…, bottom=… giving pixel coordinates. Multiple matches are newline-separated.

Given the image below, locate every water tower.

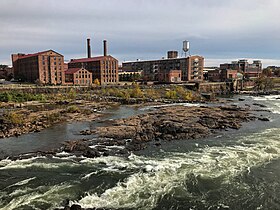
left=183, top=40, right=190, bottom=57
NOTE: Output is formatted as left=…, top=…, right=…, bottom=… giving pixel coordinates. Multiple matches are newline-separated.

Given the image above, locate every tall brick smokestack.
left=87, top=38, right=91, bottom=58
left=103, top=40, right=107, bottom=56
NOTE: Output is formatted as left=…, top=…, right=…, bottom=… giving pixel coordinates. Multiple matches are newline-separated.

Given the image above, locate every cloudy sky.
left=1, top=0, right=280, bottom=67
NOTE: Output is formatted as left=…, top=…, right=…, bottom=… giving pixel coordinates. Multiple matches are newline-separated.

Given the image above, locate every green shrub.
left=145, top=89, right=157, bottom=99
left=165, top=90, right=177, bottom=99
left=4, top=111, right=24, bottom=125
left=66, top=105, right=80, bottom=113
left=67, top=88, right=77, bottom=99
left=45, top=112, right=61, bottom=123
left=130, top=84, right=143, bottom=98
left=0, top=92, right=47, bottom=102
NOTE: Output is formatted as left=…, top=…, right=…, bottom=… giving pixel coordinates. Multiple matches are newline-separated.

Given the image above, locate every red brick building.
left=220, top=59, right=262, bottom=78
left=208, top=69, right=221, bottom=82
left=65, top=67, right=92, bottom=85
left=158, top=69, right=181, bottom=83
left=221, top=69, right=238, bottom=81
left=122, top=52, right=204, bottom=82
left=68, top=56, right=118, bottom=85
left=12, top=50, right=65, bottom=85
left=68, top=39, right=119, bottom=85
left=208, top=69, right=238, bottom=82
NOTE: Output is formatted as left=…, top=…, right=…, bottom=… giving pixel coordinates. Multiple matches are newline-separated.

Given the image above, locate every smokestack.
left=103, top=40, right=107, bottom=56
left=87, top=38, right=91, bottom=58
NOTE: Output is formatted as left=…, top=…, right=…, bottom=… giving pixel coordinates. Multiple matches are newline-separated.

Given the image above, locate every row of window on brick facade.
left=75, top=74, right=91, bottom=79
left=43, top=66, right=62, bottom=71
left=42, top=61, right=61, bottom=66
left=75, top=79, right=91, bottom=84
left=42, top=56, right=61, bottom=61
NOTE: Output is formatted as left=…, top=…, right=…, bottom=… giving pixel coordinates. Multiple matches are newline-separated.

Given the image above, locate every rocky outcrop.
left=95, top=106, right=255, bottom=150
left=0, top=101, right=111, bottom=139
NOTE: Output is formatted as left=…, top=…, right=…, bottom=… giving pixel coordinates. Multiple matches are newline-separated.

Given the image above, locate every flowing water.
left=0, top=96, right=280, bottom=210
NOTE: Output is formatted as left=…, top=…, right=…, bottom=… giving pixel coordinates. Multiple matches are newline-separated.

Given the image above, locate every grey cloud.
left=1, top=0, right=280, bottom=66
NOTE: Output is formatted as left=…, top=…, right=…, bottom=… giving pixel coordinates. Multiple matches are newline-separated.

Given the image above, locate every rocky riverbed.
left=51, top=104, right=264, bottom=210
left=46, top=105, right=257, bottom=159
left=0, top=100, right=116, bottom=139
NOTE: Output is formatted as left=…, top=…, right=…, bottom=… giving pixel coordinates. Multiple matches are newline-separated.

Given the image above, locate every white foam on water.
left=140, top=103, right=202, bottom=111
left=252, top=95, right=280, bottom=101
left=8, top=177, right=36, bottom=188
left=105, top=145, right=126, bottom=150
left=0, top=156, right=79, bottom=170
left=81, top=171, right=99, bottom=180
left=250, top=95, right=280, bottom=114
left=89, top=145, right=125, bottom=150
left=76, top=128, right=280, bottom=210
left=0, top=184, right=73, bottom=210
left=56, top=151, right=71, bottom=157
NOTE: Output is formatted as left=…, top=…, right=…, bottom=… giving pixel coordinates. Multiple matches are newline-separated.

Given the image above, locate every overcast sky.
left=1, top=0, right=280, bottom=67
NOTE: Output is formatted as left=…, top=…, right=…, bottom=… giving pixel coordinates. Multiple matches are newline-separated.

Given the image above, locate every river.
left=0, top=95, right=279, bottom=210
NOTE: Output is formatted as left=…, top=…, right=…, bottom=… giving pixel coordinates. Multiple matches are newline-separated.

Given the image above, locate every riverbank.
left=0, top=85, right=214, bottom=139
left=0, top=100, right=117, bottom=138
left=24, top=104, right=259, bottom=160
left=1, top=94, right=278, bottom=210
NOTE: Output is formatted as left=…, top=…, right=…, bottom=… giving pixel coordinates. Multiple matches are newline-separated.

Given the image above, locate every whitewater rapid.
left=0, top=95, right=279, bottom=210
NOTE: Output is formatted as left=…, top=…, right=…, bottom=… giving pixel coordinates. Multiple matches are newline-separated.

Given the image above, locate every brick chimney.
left=103, top=40, right=107, bottom=56
left=87, top=38, right=91, bottom=58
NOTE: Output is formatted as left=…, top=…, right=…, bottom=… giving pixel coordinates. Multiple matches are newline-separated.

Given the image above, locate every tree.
left=0, top=64, right=8, bottom=70
left=93, top=78, right=100, bottom=86
left=254, top=76, right=274, bottom=91
left=262, top=68, right=272, bottom=77
left=131, top=83, right=143, bottom=98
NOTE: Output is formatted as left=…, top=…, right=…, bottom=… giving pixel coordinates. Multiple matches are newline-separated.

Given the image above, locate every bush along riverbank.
left=0, top=101, right=115, bottom=139
left=0, top=86, right=216, bottom=139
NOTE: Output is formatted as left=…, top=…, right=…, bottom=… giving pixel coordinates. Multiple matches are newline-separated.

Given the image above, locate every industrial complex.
left=1, top=38, right=277, bottom=89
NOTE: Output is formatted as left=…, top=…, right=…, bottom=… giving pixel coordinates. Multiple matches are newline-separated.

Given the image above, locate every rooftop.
left=16, top=50, right=62, bottom=59
left=65, top=68, right=85, bottom=74
left=69, top=55, right=114, bottom=63
left=123, top=55, right=203, bottom=64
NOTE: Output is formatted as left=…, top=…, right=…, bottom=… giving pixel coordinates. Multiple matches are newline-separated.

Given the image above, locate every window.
left=54, top=56, right=56, bottom=60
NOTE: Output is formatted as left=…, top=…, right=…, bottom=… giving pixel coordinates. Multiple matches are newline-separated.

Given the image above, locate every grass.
left=0, top=92, right=46, bottom=103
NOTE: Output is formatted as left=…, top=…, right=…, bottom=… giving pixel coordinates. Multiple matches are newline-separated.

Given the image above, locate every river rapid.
left=0, top=95, right=280, bottom=210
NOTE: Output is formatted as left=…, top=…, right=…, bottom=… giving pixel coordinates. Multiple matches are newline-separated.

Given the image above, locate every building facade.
left=68, top=39, right=119, bottom=85
left=12, top=50, right=65, bottom=85
left=65, top=67, right=92, bottom=85
left=122, top=52, right=204, bottom=82
left=68, top=56, right=118, bottom=85
left=158, top=69, right=181, bottom=83
left=0, top=65, right=13, bottom=80
left=220, top=59, right=262, bottom=78
left=208, top=69, right=238, bottom=82
left=118, top=69, right=143, bottom=82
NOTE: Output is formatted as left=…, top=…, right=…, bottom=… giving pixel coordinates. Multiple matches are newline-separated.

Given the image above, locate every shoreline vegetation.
left=0, top=82, right=277, bottom=139
left=0, top=85, right=209, bottom=139
left=0, top=82, right=276, bottom=140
